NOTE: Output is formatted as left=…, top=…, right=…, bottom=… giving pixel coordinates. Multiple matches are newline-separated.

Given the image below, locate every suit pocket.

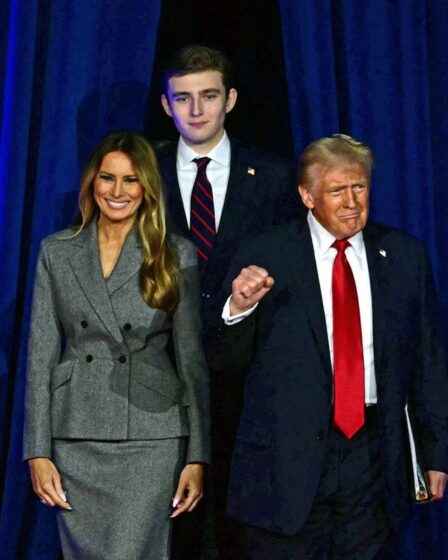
left=236, top=420, right=272, bottom=448
left=134, top=363, right=188, bottom=405
left=51, top=361, right=75, bottom=393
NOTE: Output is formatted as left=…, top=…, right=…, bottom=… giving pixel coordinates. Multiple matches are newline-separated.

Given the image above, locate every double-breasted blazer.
left=23, top=220, right=210, bottom=465
left=209, top=220, right=448, bottom=535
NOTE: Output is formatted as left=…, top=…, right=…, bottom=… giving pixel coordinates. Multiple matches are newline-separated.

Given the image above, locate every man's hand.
left=427, top=470, right=448, bottom=501
left=170, top=463, right=204, bottom=518
left=28, top=457, right=73, bottom=510
left=230, top=266, right=274, bottom=315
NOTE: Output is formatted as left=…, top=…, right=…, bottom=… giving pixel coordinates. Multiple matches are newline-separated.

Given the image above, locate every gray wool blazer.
left=23, top=220, right=210, bottom=465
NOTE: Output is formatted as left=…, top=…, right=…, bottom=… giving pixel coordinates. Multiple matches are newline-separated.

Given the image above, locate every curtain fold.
left=0, top=1, right=161, bottom=557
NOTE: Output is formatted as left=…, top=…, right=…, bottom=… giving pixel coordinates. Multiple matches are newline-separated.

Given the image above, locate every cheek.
left=172, top=107, right=188, bottom=125
left=132, top=186, right=144, bottom=206
left=208, top=104, right=227, bottom=122
left=217, top=108, right=227, bottom=123
left=93, top=182, right=106, bottom=200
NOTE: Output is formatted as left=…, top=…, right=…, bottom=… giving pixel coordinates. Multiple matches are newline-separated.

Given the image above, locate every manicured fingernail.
left=172, top=497, right=179, bottom=508
left=60, top=492, right=67, bottom=502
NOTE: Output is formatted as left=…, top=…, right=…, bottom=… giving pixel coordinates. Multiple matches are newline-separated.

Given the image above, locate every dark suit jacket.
left=157, top=138, right=304, bottom=331
left=209, top=220, right=448, bottom=535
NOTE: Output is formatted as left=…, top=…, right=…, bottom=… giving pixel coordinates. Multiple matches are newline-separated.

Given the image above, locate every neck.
left=183, top=129, right=225, bottom=155
left=97, top=215, right=136, bottom=244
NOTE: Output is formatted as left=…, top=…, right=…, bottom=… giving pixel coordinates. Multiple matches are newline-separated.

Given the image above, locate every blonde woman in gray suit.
left=23, top=131, right=210, bottom=559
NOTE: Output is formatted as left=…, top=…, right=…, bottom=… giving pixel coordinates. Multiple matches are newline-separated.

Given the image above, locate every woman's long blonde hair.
left=77, top=131, right=179, bottom=312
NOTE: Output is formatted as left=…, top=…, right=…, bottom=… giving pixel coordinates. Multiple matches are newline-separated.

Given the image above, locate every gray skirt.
left=53, top=437, right=187, bottom=560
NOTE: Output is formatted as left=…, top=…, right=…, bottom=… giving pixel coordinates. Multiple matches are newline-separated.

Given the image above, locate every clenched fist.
left=230, top=265, right=274, bottom=315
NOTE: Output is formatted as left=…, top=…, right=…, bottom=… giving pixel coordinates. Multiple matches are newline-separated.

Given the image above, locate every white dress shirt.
left=223, top=211, right=377, bottom=403
left=176, top=132, right=231, bottom=229
left=307, top=212, right=377, bottom=403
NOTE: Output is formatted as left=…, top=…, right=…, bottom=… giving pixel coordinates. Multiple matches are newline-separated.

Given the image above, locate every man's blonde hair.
left=298, top=134, right=374, bottom=186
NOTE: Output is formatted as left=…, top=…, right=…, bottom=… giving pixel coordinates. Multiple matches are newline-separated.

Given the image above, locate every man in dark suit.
left=213, top=134, right=448, bottom=559
left=158, top=45, right=302, bottom=559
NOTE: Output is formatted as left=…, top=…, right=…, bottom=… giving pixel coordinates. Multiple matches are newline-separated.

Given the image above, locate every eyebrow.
left=171, top=88, right=222, bottom=97
left=98, top=170, right=138, bottom=178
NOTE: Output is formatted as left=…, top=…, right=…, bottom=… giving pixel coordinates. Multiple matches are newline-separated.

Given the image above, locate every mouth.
left=189, top=122, right=207, bottom=129
left=340, top=213, right=360, bottom=220
left=105, top=200, right=130, bottom=209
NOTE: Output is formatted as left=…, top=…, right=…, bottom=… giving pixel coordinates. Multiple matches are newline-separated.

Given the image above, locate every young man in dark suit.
left=214, top=134, right=448, bottom=559
left=158, top=45, right=303, bottom=559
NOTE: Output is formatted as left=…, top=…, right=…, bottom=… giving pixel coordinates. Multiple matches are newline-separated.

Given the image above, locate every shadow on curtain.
left=279, top=1, right=448, bottom=559
left=0, top=1, right=161, bottom=557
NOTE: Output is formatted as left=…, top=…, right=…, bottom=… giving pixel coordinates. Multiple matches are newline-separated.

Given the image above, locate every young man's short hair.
left=162, top=45, right=234, bottom=96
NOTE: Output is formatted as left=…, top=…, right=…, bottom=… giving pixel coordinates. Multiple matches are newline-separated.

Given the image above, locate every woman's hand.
left=28, top=457, right=73, bottom=510
left=170, top=463, right=204, bottom=518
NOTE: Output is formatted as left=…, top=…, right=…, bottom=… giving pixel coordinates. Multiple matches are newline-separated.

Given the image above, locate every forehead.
left=100, top=151, right=135, bottom=172
left=166, top=70, right=225, bottom=95
left=310, top=161, right=369, bottom=188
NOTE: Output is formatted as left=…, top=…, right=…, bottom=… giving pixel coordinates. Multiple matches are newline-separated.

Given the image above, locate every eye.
left=99, top=173, right=114, bottom=182
left=204, top=93, right=218, bottom=100
left=353, top=184, right=367, bottom=193
left=124, top=177, right=139, bottom=184
left=328, top=188, right=343, bottom=197
left=174, top=95, right=189, bottom=103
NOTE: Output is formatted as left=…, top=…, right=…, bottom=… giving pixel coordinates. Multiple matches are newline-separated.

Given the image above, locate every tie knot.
left=332, top=239, right=350, bottom=253
left=194, top=157, right=211, bottom=170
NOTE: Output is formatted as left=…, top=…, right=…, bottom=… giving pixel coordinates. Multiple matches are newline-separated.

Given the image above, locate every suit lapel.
left=363, top=223, right=390, bottom=374
left=214, top=140, right=261, bottom=245
left=69, top=221, right=123, bottom=343
left=160, top=147, right=190, bottom=237
left=107, top=226, right=142, bottom=295
left=281, top=222, right=333, bottom=377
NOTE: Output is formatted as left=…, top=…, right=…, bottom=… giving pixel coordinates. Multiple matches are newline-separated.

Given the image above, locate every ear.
left=298, top=185, right=315, bottom=209
left=161, top=94, right=173, bottom=117
left=225, top=88, right=238, bottom=114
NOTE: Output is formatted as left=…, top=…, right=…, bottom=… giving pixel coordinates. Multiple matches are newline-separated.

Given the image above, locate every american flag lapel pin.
left=247, top=167, right=255, bottom=176
left=379, top=249, right=387, bottom=258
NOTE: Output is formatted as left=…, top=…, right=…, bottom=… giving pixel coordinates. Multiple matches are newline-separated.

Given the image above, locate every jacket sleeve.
left=205, top=240, right=259, bottom=375
left=23, top=240, right=62, bottom=460
left=171, top=239, right=211, bottom=464
left=412, top=244, right=448, bottom=473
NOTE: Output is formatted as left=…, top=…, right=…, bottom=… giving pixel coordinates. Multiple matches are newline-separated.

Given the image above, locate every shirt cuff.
left=222, top=296, right=258, bottom=325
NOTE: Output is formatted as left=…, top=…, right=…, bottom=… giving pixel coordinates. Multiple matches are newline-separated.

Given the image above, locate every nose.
left=111, top=179, right=123, bottom=198
left=190, top=96, right=203, bottom=116
left=342, top=188, right=357, bottom=208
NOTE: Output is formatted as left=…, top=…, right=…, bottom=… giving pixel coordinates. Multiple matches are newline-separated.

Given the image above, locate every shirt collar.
left=177, top=131, right=230, bottom=169
left=307, top=210, right=364, bottom=258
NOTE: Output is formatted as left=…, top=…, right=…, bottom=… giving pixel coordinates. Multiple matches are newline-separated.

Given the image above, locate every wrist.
left=229, top=298, right=251, bottom=316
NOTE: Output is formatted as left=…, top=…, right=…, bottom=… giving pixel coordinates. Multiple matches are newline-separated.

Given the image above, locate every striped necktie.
left=190, top=157, right=216, bottom=271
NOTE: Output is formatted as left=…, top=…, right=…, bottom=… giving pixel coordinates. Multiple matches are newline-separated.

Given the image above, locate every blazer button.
left=119, top=355, right=127, bottom=363
left=123, top=323, right=132, bottom=331
left=81, top=320, right=88, bottom=328
left=316, top=431, right=325, bottom=441
left=86, top=355, right=93, bottom=362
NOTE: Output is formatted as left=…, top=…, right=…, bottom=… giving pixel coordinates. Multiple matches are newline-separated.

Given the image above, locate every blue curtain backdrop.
left=279, top=1, right=448, bottom=559
left=0, top=1, right=161, bottom=557
left=1, top=0, right=448, bottom=558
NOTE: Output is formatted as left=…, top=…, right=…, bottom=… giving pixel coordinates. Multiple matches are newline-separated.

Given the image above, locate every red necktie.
left=190, top=157, right=216, bottom=271
left=332, top=239, right=365, bottom=439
